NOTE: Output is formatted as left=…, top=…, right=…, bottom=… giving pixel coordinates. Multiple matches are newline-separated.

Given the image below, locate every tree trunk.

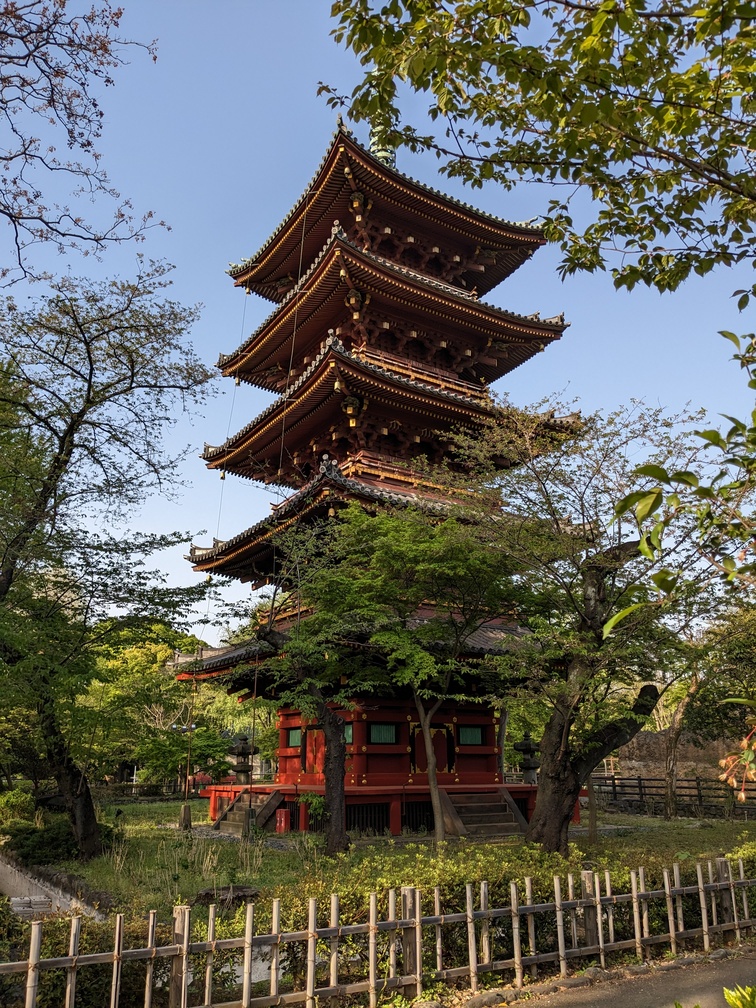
left=415, top=693, right=445, bottom=843
left=496, top=706, right=509, bottom=779
left=36, top=676, right=101, bottom=859
left=525, top=709, right=581, bottom=856
left=317, top=699, right=349, bottom=856
left=664, top=675, right=700, bottom=819
left=527, top=683, right=660, bottom=855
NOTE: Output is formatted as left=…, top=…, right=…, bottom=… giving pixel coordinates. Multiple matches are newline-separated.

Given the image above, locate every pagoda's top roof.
left=219, top=229, right=566, bottom=390
left=227, top=125, right=545, bottom=301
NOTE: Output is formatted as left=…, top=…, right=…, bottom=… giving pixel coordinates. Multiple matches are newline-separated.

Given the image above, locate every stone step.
left=218, top=820, right=246, bottom=836
left=464, top=822, right=521, bottom=836
left=450, top=792, right=502, bottom=805
left=457, top=809, right=516, bottom=825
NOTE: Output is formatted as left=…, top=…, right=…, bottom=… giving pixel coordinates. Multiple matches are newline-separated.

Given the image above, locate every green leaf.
left=635, top=490, right=663, bottom=524
left=634, top=464, right=670, bottom=483
left=602, top=603, right=645, bottom=639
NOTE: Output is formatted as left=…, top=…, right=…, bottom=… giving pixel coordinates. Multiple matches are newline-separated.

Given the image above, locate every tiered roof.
left=228, top=124, right=545, bottom=302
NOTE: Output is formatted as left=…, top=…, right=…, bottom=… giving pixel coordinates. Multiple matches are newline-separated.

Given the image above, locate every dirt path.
left=528, top=951, right=756, bottom=1008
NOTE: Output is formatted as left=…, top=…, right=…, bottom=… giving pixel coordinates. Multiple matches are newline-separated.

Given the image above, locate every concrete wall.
left=0, top=853, right=104, bottom=918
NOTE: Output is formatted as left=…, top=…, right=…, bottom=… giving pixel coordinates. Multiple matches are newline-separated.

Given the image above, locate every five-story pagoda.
left=183, top=126, right=568, bottom=837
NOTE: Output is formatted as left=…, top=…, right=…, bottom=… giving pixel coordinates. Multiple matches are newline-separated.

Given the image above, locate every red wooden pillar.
left=389, top=799, right=402, bottom=836
left=352, top=717, right=368, bottom=783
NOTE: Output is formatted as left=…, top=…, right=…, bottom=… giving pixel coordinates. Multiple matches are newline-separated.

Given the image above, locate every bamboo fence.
left=1, top=857, right=753, bottom=1008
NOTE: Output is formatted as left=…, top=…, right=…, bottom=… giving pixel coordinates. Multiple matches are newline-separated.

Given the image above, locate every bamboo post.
left=204, top=904, right=216, bottom=1008
left=739, top=860, right=750, bottom=931
left=328, top=894, right=339, bottom=994
left=673, top=863, right=685, bottom=935
left=388, top=889, right=397, bottom=979
left=241, top=902, right=255, bottom=1008
left=630, top=871, right=643, bottom=961
left=465, top=883, right=479, bottom=992
left=368, top=892, right=378, bottom=1008
left=306, top=898, right=317, bottom=1008
left=567, top=874, right=578, bottom=947
left=64, top=916, right=81, bottom=1008
left=269, top=899, right=281, bottom=998
left=510, top=881, right=523, bottom=989
left=725, top=861, right=741, bottom=943
left=434, top=887, right=443, bottom=973
left=696, top=863, right=710, bottom=954
left=401, top=887, right=417, bottom=997
left=479, top=882, right=490, bottom=966
left=168, top=905, right=190, bottom=1008
left=110, top=913, right=124, bottom=1008
left=414, top=888, right=423, bottom=998
left=593, top=873, right=605, bottom=968
left=144, top=910, right=157, bottom=1008
left=707, top=861, right=718, bottom=927
left=638, top=866, right=650, bottom=941
left=581, top=871, right=599, bottom=949
left=554, top=876, right=567, bottom=978
left=603, top=871, right=615, bottom=945
left=716, top=858, right=735, bottom=929
left=663, top=869, right=677, bottom=957
left=525, top=877, right=538, bottom=980
left=25, top=920, right=42, bottom=1008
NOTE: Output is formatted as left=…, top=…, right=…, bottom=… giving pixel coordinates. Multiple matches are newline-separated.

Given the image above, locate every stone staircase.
left=448, top=791, right=524, bottom=838
left=214, top=790, right=282, bottom=837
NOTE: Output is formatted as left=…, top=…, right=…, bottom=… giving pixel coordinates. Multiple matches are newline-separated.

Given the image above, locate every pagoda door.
left=306, top=728, right=325, bottom=776
left=410, top=724, right=455, bottom=774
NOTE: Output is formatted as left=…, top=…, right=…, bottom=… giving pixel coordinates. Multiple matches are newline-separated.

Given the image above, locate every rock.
left=708, top=948, right=729, bottom=960
left=582, top=967, right=611, bottom=980
left=625, top=964, right=650, bottom=975
left=524, top=983, right=559, bottom=996
left=656, top=961, right=683, bottom=971
left=464, top=991, right=512, bottom=1008
left=414, top=1002, right=445, bottom=1008
left=558, top=977, right=591, bottom=988
left=192, top=884, right=260, bottom=907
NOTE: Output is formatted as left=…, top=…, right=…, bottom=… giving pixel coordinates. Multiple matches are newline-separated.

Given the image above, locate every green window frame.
left=344, top=722, right=353, bottom=744
left=287, top=727, right=302, bottom=748
left=369, top=723, right=398, bottom=744
left=458, top=725, right=484, bottom=746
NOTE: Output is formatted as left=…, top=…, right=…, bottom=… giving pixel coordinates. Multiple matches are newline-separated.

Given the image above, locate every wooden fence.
left=591, top=774, right=756, bottom=817
left=1, top=858, right=754, bottom=1008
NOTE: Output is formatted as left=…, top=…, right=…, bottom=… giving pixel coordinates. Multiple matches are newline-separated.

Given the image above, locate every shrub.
left=0, top=788, right=35, bottom=827
left=3, top=817, right=116, bottom=865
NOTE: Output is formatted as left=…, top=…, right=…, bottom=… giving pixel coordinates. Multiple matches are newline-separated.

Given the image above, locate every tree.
left=329, top=0, right=756, bottom=296
left=0, top=0, right=157, bottom=281
left=0, top=264, right=213, bottom=857
left=452, top=401, right=714, bottom=853
left=281, top=506, right=521, bottom=844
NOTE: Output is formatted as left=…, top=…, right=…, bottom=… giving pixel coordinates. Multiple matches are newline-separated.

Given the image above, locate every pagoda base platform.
left=200, top=782, right=574, bottom=838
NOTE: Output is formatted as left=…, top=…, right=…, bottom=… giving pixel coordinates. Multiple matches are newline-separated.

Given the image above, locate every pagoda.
left=183, top=126, right=568, bottom=837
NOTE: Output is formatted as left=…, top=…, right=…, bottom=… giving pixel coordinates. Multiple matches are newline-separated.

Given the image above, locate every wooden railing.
left=591, top=774, right=755, bottom=817
left=1, top=858, right=753, bottom=1007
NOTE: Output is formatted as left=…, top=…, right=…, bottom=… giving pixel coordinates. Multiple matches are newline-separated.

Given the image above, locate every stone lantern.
left=513, top=732, right=540, bottom=785
left=229, top=735, right=256, bottom=785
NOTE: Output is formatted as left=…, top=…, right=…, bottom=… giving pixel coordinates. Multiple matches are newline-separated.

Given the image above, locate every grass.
left=42, top=800, right=756, bottom=920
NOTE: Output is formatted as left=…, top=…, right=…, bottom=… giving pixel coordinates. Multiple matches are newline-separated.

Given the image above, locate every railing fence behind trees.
left=0, top=858, right=753, bottom=1007
left=591, top=774, right=756, bottom=817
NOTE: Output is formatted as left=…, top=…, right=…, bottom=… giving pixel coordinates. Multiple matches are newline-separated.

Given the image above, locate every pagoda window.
left=287, top=727, right=302, bottom=747
left=369, top=723, right=398, bottom=744
left=458, top=725, right=485, bottom=746
left=343, top=722, right=353, bottom=744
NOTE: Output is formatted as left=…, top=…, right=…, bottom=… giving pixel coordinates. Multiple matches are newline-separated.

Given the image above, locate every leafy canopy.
left=329, top=0, right=756, bottom=295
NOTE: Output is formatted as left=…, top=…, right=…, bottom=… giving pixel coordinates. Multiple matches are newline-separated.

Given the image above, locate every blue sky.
left=32, top=2, right=754, bottom=641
